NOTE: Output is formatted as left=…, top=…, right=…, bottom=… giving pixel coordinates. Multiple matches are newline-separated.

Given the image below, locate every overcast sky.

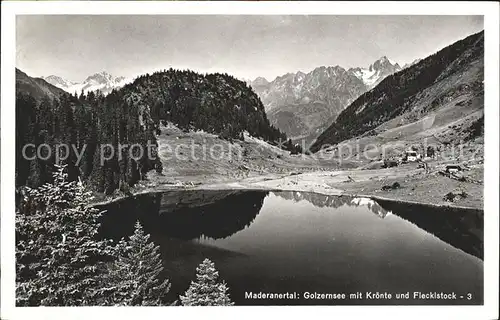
left=16, top=15, right=483, bottom=82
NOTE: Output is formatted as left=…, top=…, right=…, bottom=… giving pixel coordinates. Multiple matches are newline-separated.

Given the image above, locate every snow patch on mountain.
left=349, top=56, right=402, bottom=88
left=42, top=71, right=134, bottom=95
left=246, top=56, right=404, bottom=144
left=351, top=68, right=378, bottom=87
left=402, top=58, right=423, bottom=69
left=42, top=75, right=77, bottom=89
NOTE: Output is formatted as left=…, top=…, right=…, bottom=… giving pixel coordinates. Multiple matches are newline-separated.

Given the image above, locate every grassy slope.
left=317, top=43, right=484, bottom=162
left=109, top=122, right=483, bottom=210
left=145, top=123, right=345, bottom=188
left=311, top=31, right=484, bottom=152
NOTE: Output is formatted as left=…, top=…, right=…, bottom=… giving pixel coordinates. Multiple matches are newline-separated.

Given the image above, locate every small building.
left=403, top=150, right=419, bottom=162
left=445, top=164, right=462, bottom=173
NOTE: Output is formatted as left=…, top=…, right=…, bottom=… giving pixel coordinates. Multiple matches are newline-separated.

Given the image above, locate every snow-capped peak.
left=371, top=56, right=400, bottom=71
left=43, top=71, right=133, bottom=95
left=349, top=56, right=401, bottom=88
left=42, top=75, right=77, bottom=89
left=377, top=56, right=393, bottom=64
left=84, top=71, right=116, bottom=85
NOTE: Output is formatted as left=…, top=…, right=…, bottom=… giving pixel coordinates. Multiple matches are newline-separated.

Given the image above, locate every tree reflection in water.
left=97, top=190, right=268, bottom=241
left=274, top=191, right=392, bottom=218
left=97, top=190, right=482, bottom=260
left=274, top=191, right=483, bottom=259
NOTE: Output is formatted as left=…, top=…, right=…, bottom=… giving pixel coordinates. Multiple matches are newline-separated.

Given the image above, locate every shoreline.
left=87, top=122, right=480, bottom=211
left=91, top=181, right=484, bottom=212
left=349, top=193, right=483, bottom=212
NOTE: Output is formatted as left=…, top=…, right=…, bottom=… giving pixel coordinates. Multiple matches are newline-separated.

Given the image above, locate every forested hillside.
left=16, top=69, right=67, bottom=101
left=120, top=69, right=286, bottom=141
left=16, top=68, right=295, bottom=194
left=310, top=31, right=484, bottom=152
left=16, top=85, right=161, bottom=195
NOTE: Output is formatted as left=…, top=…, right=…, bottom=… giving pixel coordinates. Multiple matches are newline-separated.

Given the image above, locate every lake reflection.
left=97, top=190, right=483, bottom=305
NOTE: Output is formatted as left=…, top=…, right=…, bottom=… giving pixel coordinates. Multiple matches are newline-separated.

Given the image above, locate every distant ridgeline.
left=310, top=31, right=484, bottom=152
left=16, top=68, right=296, bottom=194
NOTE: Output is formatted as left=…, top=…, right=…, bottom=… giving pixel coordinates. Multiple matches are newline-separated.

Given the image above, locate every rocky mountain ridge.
left=42, top=71, right=131, bottom=95
left=248, top=57, right=402, bottom=145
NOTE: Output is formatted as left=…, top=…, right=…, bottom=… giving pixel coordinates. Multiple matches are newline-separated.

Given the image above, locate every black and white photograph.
left=1, top=1, right=499, bottom=319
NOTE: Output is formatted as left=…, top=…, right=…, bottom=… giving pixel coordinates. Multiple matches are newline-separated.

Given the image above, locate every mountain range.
left=248, top=56, right=402, bottom=145
left=33, top=31, right=483, bottom=156
left=41, top=57, right=403, bottom=147
left=311, top=31, right=484, bottom=153
left=42, top=71, right=132, bottom=95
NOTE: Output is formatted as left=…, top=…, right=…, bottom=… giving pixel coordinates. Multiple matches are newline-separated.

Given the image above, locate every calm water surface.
left=97, top=190, right=483, bottom=305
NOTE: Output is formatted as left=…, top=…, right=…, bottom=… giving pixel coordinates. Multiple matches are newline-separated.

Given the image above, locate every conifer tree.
left=16, top=164, right=116, bottom=306
left=180, top=258, right=234, bottom=306
left=104, top=221, right=171, bottom=306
